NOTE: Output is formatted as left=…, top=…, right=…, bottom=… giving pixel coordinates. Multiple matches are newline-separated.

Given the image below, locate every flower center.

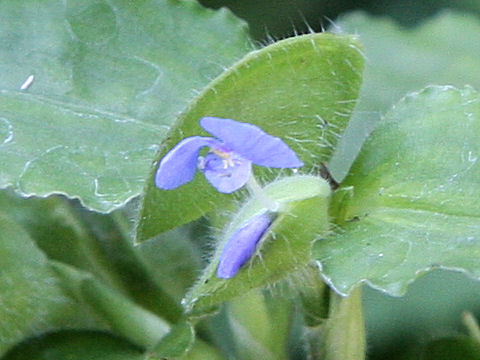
left=211, top=148, right=235, bottom=169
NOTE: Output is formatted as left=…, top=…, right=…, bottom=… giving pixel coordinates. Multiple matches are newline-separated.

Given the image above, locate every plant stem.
left=462, top=311, right=480, bottom=344
left=325, top=286, right=366, bottom=360
left=306, top=286, right=366, bottom=360
left=246, top=176, right=279, bottom=211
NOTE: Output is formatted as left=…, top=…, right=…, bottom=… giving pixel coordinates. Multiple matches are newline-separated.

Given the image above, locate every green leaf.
left=0, top=0, right=250, bottom=212
left=329, top=11, right=480, bottom=181
left=3, top=331, right=144, bottom=360
left=184, top=175, right=330, bottom=315
left=314, top=86, right=480, bottom=296
left=0, top=213, right=86, bottom=356
left=137, top=32, right=364, bottom=240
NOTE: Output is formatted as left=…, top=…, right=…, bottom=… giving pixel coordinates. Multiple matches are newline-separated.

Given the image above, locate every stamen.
left=212, top=148, right=236, bottom=169
left=212, top=148, right=231, bottom=159
left=197, top=156, right=206, bottom=170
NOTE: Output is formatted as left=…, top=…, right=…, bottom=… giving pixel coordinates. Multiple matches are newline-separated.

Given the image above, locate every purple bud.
left=217, top=213, right=272, bottom=279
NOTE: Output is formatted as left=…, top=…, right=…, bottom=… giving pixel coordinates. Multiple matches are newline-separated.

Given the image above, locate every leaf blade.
left=0, top=0, right=251, bottom=212
left=315, top=86, right=480, bottom=296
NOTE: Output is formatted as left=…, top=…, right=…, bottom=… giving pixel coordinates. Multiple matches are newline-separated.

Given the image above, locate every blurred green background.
left=198, top=0, right=480, bottom=40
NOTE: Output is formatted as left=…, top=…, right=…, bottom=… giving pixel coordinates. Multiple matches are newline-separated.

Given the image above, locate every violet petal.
left=217, top=212, right=272, bottom=279
left=155, top=136, right=218, bottom=190
left=202, top=151, right=252, bottom=193
left=200, top=117, right=303, bottom=168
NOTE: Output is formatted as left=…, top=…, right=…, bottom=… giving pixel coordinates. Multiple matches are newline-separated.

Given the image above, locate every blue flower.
left=217, top=212, right=272, bottom=279
left=155, top=117, right=304, bottom=193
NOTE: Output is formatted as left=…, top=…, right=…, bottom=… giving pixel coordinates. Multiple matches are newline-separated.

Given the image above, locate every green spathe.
left=184, top=175, right=331, bottom=316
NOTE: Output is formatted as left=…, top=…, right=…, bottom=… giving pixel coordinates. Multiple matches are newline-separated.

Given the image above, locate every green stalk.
left=324, top=287, right=366, bottom=360
left=463, top=311, right=480, bottom=344
left=306, top=286, right=365, bottom=360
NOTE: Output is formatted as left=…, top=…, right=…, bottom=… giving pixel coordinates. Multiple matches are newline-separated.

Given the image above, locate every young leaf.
left=314, top=86, right=480, bottom=296
left=137, top=33, right=364, bottom=241
left=0, top=0, right=250, bottom=212
left=183, top=176, right=330, bottom=315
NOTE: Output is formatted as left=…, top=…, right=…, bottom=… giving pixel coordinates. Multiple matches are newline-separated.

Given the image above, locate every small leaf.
left=0, top=0, right=251, bottom=212
left=136, top=32, right=364, bottom=241
left=314, top=86, right=480, bottom=296
left=184, top=175, right=330, bottom=315
left=0, top=213, right=83, bottom=356
left=3, top=331, right=144, bottom=360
